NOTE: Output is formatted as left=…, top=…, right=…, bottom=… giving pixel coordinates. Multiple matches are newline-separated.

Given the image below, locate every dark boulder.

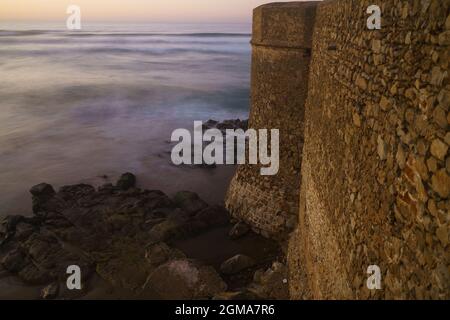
left=220, top=254, right=256, bottom=275
left=173, top=191, right=208, bottom=215
left=1, top=249, right=27, bottom=273
left=229, top=221, right=250, bottom=239
left=144, top=259, right=227, bottom=299
left=30, top=183, right=55, bottom=198
left=116, top=173, right=136, bottom=190
left=41, top=282, right=59, bottom=300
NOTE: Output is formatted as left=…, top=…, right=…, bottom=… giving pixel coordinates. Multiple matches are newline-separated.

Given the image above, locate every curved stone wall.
left=288, top=0, right=449, bottom=300
left=225, top=2, right=318, bottom=239
left=226, top=0, right=448, bottom=300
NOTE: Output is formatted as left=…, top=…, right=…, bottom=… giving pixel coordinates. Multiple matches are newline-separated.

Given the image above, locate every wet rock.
left=220, top=254, right=255, bottom=275
left=98, top=183, right=114, bottom=193
left=1, top=249, right=27, bottom=273
left=41, top=282, right=59, bottom=300
left=30, top=183, right=56, bottom=214
left=18, top=264, right=52, bottom=285
left=173, top=191, right=200, bottom=205
left=116, top=173, right=136, bottom=190
left=203, top=119, right=219, bottom=130
left=173, top=191, right=208, bottom=215
left=14, top=222, right=35, bottom=241
left=229, top=222, right=250, bottom=240
left=0, top=173, right=237, bottom=299
left=195, top=205, right=229, bottom=227
left=148, top=215, right=186, bottom=242
left=213, top=290, right=260, bottom=300
left=203, top=119, right=248, bottom=132
left=145, top=242, right=185, bottom=266
left=30, top=183, right=55, bottom=198
left=247, top=262, right=289, bottom=299
left=144, top=259, right=227, bottom=299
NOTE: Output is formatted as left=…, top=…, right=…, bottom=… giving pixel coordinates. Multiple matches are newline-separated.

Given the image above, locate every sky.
left=0, top=0, right=306, bottom=23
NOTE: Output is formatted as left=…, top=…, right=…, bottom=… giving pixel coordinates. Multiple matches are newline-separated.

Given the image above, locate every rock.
left=18, top=264, right=52, bottom=285
left=445, top=133, right=450, bottom=146
left=173, top=191, right=208, bottom=215
left=372, top=39, right=382, bottom=53
left=220, top=254, right=255, bottom=275
left=14, top=222, right=35, bottom=240
left=430, top=139, right=448, bottom=161
left=98, top=183, right=114, bottom=193
left=203, top=119, right=218, bottom=130
left=145, top=242, right=185, bottom=266
left=438, top=31, right=450, bottom=46
left=173, top=191, right=200, bottom=205
left=353, top=113, right=361, bottom=127
left=41, top=282, right=59, bottom=300
left=285, top=215, right=298, bottom=230
left=430, top=67, right=447, bottom=86
left=433, top=106, right=448, bottom=129
left=377, top=136, right=388, bottom=160
left=356, top=75, right=367, bottom=90
left=380, top=96, right=392, bottom=111
left=427, top=157, right=439, bottom=173
left=144, top=259, right=227, bottom=299
left=1, top=249, right=27, bottom=273
left=436, top=227, right=448, bottom=247
left=116, top=173, right=136, bottom=190
left=405, top=88, right=416, bottom=100
left=195, top=205, right=229, bottom=227
left=30, top=183, right=55, bottom=198
left=148, top=217, right=185, bottom=242
left=396, top=145, right=407, bottom=169
left=249, top=262, right=289, bottom=300
left=229, top=222, right=250, bottom=240
left=431, top=170, right=450, bottom=198
left=213, top=290, right=260, bottom=300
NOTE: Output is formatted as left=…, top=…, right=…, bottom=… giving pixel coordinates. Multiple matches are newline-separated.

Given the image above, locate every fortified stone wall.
left=225, top=2, right=318, bottom=239
left=288, top=0, right=449, bottom=299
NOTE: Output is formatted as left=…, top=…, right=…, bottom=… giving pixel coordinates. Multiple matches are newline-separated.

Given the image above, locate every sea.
left=0, top=22, right=251, bottom=215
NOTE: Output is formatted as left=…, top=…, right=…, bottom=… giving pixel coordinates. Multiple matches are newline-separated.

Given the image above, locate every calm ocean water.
left=0, top=23, right=251, bottom=215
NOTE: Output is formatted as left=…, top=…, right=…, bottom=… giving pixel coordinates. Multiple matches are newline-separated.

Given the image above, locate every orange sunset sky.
left=0, top=0, right=307, bottom=23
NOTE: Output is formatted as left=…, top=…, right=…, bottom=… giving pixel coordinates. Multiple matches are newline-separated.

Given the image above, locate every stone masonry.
left=288, top=0, right=449, bottom=299
left=225, top=2, right=318, bottom=239
left=227, top=0, right=449, bottom=299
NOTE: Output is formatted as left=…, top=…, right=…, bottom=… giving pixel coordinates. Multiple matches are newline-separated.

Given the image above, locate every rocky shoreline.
left=0, top=120, right=288, bottom=300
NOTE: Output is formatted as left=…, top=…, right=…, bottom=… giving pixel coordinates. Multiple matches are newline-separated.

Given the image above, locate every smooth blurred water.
left=0, top=23, right=251, bottom=215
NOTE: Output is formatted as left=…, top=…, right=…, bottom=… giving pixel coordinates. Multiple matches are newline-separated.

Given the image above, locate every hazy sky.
left=0, top=0, right=305, bottom=23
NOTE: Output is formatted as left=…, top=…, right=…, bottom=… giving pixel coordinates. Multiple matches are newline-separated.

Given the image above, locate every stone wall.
left=225, top=2, right=318, bottom=239
left=288, top=0, right=449, bottom=300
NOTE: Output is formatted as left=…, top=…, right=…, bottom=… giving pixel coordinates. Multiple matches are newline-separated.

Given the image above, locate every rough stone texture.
left=143, top=259, right=227, bottom=300
left=0, top=178, right=233, bottom=299
left=225, top=2, right=318, bottom=239
left=287, top=0, right=449, bottom=300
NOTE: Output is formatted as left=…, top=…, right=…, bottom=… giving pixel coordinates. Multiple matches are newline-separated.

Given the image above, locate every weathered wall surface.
left=225, top=2, right=318, bottom=239
left=288, top=0, right=449, bottom=299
